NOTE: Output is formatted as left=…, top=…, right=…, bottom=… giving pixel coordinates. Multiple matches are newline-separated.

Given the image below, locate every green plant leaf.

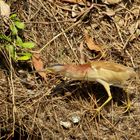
left=0, top=34, right=11, bottom=42
left=15, top=21, right=25, bottom=29
left=16, top=36, right=23, bottom=46
left=10, top=13, right=20, bottom=21
left=21, top=42, right=35, bottom=49
left=5, top=44, right=16, bottom=59
left=17, top=53, right=32, bottom=61
left=10, top=24, right=18, bottom=35
left=10, top=14, right=17, bottom=19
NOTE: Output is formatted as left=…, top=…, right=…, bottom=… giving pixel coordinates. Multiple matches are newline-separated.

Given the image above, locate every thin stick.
left=34, top=4, right=94, bottom=53
left=49, top=3, right=79, bottom=62
left=123, top=21, right=139, bottom=49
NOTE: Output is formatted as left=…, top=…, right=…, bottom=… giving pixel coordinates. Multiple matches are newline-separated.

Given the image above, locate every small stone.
left=71, top=114, right=81, bottom=124
left=60, top=121, right=71, bottom=129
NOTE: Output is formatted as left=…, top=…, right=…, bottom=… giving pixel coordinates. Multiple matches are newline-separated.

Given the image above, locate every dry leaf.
left=102, top=0, right=121, bottom=4
left=105, top=8, right=115, bottom=16
left=84, top=30, right=102, bottom=52
left=0, top=0, right=10, bottom=17
left=79, top=41, right=85, bottom=64
left=72, top=5, right=78, bottom=18
left=132, top=8, right=139, bottom=18
left=114, top=15, right=124, bottom=27
left=60, top=0, right=86, bottom=5
left=32, top=53, right=47, bottom=81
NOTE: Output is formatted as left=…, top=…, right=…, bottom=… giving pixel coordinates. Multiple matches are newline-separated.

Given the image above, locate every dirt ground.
left=0, top=0, right=140, bottom=139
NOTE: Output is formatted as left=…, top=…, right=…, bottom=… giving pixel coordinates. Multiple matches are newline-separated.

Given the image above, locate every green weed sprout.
left=0, top=13, right=35, bottom=61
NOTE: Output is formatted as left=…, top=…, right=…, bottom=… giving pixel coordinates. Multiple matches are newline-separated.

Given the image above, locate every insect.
left=46, top=61, right=136, bottom=112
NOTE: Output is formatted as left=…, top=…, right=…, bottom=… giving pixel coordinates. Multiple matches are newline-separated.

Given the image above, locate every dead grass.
left=0, top=0, right=140, bottom=139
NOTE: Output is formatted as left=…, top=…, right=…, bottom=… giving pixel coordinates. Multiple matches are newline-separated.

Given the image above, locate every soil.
left=0, top=0, right=140, bottom=139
